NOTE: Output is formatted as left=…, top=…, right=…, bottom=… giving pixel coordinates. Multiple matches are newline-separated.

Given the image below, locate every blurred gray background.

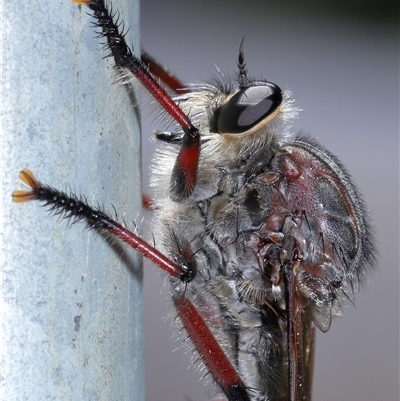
left=140, top=1, right=398, bottom=400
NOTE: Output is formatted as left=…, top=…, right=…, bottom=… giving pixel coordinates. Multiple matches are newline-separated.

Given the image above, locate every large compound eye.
left=217, top=83, right=282, bottom=134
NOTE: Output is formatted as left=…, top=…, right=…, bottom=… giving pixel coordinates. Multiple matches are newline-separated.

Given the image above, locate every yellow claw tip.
left=13, top=169, right=40, bottom=203
left=19, top=169, right=39, bottom=189
left=12, top=190, right=36, bottom=203
left=71, top=0, right=91, bottom=5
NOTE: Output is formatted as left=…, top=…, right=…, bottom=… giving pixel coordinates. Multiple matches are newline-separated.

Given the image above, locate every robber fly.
left=13, top=0, right=376, bottom=400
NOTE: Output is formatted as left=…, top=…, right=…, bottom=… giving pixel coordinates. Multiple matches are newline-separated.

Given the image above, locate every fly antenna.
left=238, top=37, right=248, bottom=88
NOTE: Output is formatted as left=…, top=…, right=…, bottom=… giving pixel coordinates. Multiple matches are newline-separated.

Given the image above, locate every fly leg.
left=141, top=51, right=190, bottom=95
left=13, top=169, right=251, bottom=401
left=73, top=0, right=200, bottom=200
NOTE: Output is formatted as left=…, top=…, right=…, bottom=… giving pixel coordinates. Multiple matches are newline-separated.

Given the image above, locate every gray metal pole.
left=2, top=0, right=143, bottom=400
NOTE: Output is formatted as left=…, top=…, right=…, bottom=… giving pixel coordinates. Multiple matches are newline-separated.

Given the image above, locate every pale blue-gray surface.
left=2, top=0, right=143, bottom=400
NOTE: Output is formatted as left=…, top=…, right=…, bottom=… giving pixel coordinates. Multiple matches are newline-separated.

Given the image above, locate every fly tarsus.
left=12, top=169, right=196, bottom=282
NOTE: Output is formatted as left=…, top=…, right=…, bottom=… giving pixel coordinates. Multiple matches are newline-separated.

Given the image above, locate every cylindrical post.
left=2, top=0, right=143, bottom=399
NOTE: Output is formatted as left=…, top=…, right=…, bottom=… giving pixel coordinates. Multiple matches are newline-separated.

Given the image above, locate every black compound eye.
left=217, top=83, right=282, bottom=134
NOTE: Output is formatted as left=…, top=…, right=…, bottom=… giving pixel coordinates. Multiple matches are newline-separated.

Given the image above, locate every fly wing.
left=273, top=134, right=375, bottom=310
left=269, top=135, right=375, bottom=399
left=267, top=134, right=375, bottom=400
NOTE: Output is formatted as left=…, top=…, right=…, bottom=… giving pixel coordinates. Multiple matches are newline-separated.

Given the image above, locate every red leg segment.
left=73, top=0, right=200, bottom=200
left=141, top=51, right=189, bottom=95
left=173, top=296, right=250, bottom=401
